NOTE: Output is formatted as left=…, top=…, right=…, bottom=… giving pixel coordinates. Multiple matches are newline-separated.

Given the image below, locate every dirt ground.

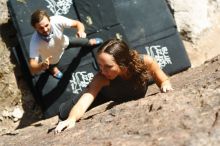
left=0, top=0, right=220, bottom=139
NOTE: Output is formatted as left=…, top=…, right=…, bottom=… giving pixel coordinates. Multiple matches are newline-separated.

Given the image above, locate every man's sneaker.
left=89, top=38, right=104, bottom=46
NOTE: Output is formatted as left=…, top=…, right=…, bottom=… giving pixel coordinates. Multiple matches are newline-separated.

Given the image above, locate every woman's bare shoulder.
left=142, top=54, right=154, bottom=66
left=89, top=72, right=110, bottom=87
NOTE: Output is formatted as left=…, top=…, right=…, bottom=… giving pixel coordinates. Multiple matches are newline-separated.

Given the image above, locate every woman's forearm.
left=67, top=93, right=95, bottom=121
left=150, top=60, right=169, bottom=87
left=144, top=55, right=168, bottom=87
left=66, top=73, right=109, bottom=122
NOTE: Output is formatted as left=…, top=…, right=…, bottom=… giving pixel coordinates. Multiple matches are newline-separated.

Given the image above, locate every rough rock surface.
left=0, top=55, right=219, bottom=146
left=167, top=0, right=220, bottom=42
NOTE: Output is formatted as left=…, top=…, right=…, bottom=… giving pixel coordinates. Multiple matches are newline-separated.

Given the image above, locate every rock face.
left=167, top=0, right=220, bottom=42
left=0, top=55, right=219, bottom=146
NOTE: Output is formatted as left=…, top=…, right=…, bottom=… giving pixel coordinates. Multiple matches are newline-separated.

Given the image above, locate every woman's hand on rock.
left=54, top=118, right=76, bottom=134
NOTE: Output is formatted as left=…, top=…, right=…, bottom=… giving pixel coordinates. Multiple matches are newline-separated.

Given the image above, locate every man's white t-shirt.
left=29, top=15, right=73, bottom=64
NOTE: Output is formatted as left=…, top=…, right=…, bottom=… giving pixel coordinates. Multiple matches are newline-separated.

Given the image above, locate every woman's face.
left=97, top=52, right=122, bottom=80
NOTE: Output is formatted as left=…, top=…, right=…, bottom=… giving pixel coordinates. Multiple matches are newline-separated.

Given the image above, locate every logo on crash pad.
left=69, top=72, right=94, bottom=94
left=45, top=0, right=72, bottom=15
left=145, top=45, right=173, bottom=69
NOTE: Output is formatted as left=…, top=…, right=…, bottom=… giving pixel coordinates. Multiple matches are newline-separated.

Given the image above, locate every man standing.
left=29, top=9, right=103, bottom=79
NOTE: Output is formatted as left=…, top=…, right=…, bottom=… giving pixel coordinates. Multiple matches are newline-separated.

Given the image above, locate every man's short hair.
left=31, top=9, right=50, bottom=27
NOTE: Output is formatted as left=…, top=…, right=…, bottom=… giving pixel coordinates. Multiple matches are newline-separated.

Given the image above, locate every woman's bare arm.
left=55, top=73, right=109, bottom=133
left=143, top=55, right=173, bottom=92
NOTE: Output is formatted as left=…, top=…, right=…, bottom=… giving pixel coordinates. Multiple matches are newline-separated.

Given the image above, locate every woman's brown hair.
left=97, top=38, right=149, bottom=88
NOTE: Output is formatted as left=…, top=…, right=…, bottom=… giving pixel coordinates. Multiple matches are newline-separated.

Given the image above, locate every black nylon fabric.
left=113, top=0, right=176, bottom=48
left=74, top=0, right=119, bottom=34
left=135, top=29, right=191, bottom=75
